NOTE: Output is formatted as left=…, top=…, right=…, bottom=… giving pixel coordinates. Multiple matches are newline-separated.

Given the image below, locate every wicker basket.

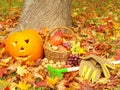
left=44, top=27, right=76, bottom=62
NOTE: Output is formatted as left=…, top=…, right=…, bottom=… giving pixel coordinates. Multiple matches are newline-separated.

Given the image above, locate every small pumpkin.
left=5, top=29, right=43, bottom=65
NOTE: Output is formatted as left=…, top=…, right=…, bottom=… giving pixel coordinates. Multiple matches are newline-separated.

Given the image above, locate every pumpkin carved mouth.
left=15, top=55, right=32, bottom=61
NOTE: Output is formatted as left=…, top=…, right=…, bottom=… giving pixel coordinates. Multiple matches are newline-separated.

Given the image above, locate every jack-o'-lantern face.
left=5, top=29, right=43, bottom=65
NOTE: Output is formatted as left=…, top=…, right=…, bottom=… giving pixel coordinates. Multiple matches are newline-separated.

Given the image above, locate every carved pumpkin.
left=5, top=29, right=43, bottom=65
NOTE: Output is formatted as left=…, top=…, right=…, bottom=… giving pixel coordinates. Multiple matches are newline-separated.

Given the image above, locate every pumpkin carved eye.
left=25, top=39, right=29, bottom=44
left=13, top=41, right=17, bottom=46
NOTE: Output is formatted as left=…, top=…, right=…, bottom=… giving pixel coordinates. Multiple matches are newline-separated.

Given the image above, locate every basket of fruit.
left=44, top=27, right=76, bottom=62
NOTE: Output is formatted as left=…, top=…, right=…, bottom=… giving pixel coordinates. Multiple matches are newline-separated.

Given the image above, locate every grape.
left=67, top=53, right=79, bottom=66
left=69, top=53, right=73, bottom=58
left=62, top=42, right=71, bottom=50
left=74, top=54, right=79, bottom=58
left=74, top=57, right=78, bottom=61
left=70, top=41, right=86, bottom=55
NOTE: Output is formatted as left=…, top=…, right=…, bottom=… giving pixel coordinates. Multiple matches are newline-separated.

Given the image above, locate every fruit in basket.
left=62, top=42, right=71, bottom=50
left=58, top=45, right=67, bottom=52
left=50, top=35, right=63, bottom=46
left=5, top=29, right=43, bottom=65
left=54, top=30, right=63, bottom=37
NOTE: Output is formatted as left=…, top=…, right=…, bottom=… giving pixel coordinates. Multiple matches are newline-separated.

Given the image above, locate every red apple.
left=50, top=35, right=63, bottom=46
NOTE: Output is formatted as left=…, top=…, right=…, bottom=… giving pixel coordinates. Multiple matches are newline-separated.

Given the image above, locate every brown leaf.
left=64, top=71, right=78, bottom=82
left=56, top=80, right=67, bottom=90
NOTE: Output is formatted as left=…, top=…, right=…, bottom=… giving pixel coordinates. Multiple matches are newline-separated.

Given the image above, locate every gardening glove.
left=82, top=54, right=115, bottom=79
left=79, top=59, right=102, bottom=82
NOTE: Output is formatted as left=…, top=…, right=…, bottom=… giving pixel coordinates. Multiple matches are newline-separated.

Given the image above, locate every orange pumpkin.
left=5, top=29, right=43, bottom=65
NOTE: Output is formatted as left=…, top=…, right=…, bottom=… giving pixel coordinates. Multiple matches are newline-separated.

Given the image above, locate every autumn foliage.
left=0, top=0, right=120, bottom=90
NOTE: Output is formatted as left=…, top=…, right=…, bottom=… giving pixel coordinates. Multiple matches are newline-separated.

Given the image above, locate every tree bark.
left=15, top=0, right=72, bottom=31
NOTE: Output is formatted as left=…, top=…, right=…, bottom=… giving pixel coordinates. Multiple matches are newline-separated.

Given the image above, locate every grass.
left=0, top=0, right=23, bottom=21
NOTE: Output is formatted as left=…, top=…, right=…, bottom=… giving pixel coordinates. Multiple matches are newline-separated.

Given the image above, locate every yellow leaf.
left=46, top=77, right=59, bottom=85
left=78, top=48, right=86, bottom=54
left=17, top=81, right=31, bottom=90
left=0, top=47, right=5, bottom=58
left=1, top=57, right=12, bottom=63
left=9, top=82, right=17, bottom=90
left=113, top=21, right=120, bottom=29
left=0, top=80, right=9, bottom=90
left=115, top=29, right=120, bottom=38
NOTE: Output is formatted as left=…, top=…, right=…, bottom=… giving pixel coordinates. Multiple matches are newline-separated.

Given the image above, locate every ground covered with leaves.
left=0, top=0, right=120, bottom=90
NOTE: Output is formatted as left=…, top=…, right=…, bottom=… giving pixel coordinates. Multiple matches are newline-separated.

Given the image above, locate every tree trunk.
left=15, top=0, right=72, bottom=31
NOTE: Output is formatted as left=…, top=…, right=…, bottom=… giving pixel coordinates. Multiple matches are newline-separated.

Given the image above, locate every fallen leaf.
left=16, top=65, right=28, bottom=76
left=114, top=49, right=120, bottom=60
left=96, top=78, right=108, bottom=84
left=1, top=57, right=12, bottom=63
left=4, top=86, right=10, bottom=90
left=0, top=67, right=6, bottom=78
left=79, top=48, right=86, bottom=54
left=0, top=48, right=5, bottom=58
left=17, top=81, right=31, bottom=90
left=9, top=82, right=17, bottom=90
left=35, top=80, right=47, bottom=88
left=56, top=80, right=67, bottom=90
left=7, top=63, right=18, bottom=71
left=0, top=80, right=9, bottom=90
left=46, top=77, right=59, bottom=85
left=20, top=73, right=35, bottom=83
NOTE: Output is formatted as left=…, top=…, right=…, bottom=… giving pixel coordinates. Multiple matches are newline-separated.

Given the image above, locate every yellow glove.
left=79, top=59, right=102, bottom=82
left=82, top=54, right=115, bottom=79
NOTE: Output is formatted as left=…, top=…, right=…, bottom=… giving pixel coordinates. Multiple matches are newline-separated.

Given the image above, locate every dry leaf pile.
left=0, top=0, right=120, bottom=89
left=0, top=26, right=120, bottom=90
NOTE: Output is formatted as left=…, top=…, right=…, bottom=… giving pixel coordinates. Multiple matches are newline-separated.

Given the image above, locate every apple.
left=50, top=35, right=63, bottom=46
left=58, top=45, right=67, bottom=52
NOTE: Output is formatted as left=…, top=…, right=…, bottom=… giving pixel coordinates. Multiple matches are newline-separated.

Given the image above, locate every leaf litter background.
left=0, top=0, right=120, bottom=90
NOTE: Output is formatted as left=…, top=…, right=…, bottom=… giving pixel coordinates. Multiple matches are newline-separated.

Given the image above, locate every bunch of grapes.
left=67, top=53, right=80, bottom=66
left=66, top=41, right=86, bottom=66
left=70, top=41, right=86, bottom=55
left=70, top=41, right=80, bottom=54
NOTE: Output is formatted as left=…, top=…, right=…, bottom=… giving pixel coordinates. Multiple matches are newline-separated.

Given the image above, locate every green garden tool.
left=47, top=65, right=79, bottom=79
